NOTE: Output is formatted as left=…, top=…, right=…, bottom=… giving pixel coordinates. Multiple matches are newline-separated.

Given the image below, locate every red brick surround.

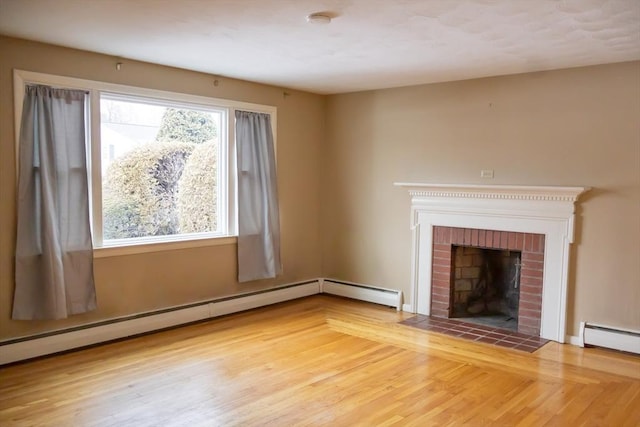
left=431, top=226, right=545, bottom=336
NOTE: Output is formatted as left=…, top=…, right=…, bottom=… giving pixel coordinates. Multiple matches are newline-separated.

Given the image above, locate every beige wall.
left=0, top=36, right=324, bottom=339
left=323, top=61, right=640, bottom=336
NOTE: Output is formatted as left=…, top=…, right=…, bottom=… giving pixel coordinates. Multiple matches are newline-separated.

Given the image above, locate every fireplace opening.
left=450, top=245, right=521, bottom=331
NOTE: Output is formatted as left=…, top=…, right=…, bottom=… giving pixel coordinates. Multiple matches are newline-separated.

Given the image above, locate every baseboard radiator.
left=579, top=321, right=640, bottom=354
left=0, top=279, right=404, bottom=365
left=321, top=279, right=403, bottom=311
left=0, top=281, right=320, bottom=365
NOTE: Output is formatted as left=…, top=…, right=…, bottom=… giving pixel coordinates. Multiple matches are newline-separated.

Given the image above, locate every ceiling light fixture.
left=306, top=13, right=332, bottom=24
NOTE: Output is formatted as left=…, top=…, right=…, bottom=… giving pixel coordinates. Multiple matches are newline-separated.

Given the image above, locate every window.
left=99, top=94, right=226, bottom=244
left=14, top=70, right=277, bottom=255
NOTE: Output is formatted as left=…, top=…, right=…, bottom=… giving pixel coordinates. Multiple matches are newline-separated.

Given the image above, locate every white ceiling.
left=0, top=0, right=638, bottom=94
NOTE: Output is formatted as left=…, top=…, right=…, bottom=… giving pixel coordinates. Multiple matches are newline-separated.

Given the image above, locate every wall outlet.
left=480, top=169, right=494, bottom=179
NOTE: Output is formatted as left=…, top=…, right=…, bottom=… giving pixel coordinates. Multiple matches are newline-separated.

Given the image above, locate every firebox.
left=450, top=246, right=521, bottom=331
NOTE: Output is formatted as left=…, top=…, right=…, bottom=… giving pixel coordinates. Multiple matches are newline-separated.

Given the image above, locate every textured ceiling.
left=0, top=0, right=638, bottom=94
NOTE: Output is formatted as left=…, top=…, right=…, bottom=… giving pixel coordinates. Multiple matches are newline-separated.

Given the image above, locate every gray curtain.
left=13, top=85, right=96, bottom=320
left=235, top=110, right=282, bottom=282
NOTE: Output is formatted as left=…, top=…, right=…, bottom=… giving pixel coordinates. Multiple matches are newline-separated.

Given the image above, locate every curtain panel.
left=13, top=85, right=96, bottom=320
left=235, top=110, right=282, bottom=282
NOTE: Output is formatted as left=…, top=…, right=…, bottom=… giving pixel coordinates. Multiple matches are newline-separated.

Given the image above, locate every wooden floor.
left=1, top=295, right=639, bottom=426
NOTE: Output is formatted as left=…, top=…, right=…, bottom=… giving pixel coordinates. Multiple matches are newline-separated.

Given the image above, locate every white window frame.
left=13, top=69, right=277, bottom=258
left=97, top=92, right=230, bottom=247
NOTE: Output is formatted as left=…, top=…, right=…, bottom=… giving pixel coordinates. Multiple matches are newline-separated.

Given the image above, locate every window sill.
left=93, top=236, right=237, bottom=258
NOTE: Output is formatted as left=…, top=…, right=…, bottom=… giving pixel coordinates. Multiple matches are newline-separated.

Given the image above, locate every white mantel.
left=395, top=183, right=590, bottom=343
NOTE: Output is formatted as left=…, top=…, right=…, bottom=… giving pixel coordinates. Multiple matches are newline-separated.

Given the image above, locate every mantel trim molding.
left=394, top=183, right=590, bottom=202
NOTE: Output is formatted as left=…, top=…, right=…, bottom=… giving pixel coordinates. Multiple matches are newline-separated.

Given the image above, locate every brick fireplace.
left=431, top=226, right=544, bottom=336
left=395, top=183, right=589, bottom=342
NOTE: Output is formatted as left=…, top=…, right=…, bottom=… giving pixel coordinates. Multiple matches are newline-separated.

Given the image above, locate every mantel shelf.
left=394, top=183, right=590, bottom=202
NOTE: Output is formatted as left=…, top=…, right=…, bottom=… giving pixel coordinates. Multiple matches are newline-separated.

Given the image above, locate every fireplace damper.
left=450, top=246, right=521, bottom=331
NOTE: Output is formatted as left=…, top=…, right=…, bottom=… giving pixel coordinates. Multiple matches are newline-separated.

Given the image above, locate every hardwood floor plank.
left=1, top=295, right=638, bottom=426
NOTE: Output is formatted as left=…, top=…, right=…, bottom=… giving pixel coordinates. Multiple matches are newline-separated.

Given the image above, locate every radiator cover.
left=579, top=321, right=640, bottom=354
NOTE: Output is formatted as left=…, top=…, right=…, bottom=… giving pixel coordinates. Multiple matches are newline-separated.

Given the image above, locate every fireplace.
left=395, top=183, right=589, bottom=342
left=431, top=226, right=544, bottom=335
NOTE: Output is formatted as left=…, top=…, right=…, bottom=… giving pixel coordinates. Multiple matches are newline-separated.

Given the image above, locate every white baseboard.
left=566, top=335, right=583, bottom=347
left=402, top=303, right=414, bottom=313
left=0, top=278, right=410, bottom=365
left=0, top=281, right=320, bottom=365
left=322, top=279, right=402, bottom=310
left=0, top=279, right=408, bottom=365
left=1, top=305, right=213, bottom=366
left=212, top=282, right=319, bottom=317
left=579, top=321, right=640, bottom=354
